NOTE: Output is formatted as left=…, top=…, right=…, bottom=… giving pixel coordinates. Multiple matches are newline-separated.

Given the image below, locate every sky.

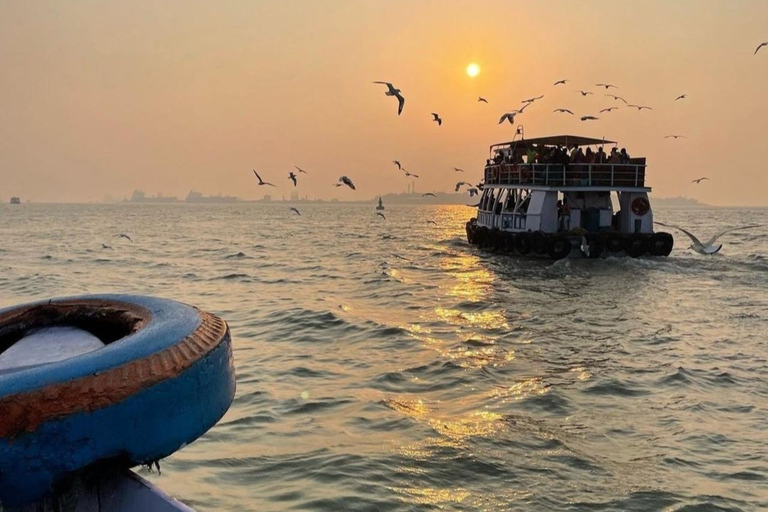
left=1, top=0, right=767, bottom=205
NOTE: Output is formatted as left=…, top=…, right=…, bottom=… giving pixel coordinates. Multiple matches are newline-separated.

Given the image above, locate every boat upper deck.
left=485, top=134, right=648, bottom=190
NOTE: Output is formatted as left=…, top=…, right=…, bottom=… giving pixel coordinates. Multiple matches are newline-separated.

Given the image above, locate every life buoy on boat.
left=515, top=233, right=532, bottom=255
left=626, top=234, right=649, bottom=257
left=649, top=232, right=674, bottom=256
left=605, top=233, right=626, bottom=253
left=548, top=235, right=572, bottom=260
left=631, top=197, right=650, bottom=216
left=0, top=295, right=236, bottom=507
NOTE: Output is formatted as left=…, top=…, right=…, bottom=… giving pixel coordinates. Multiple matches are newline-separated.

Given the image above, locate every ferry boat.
left=465, top=134, right=674, bottom=259
left=376, top=197, right=385, bottom=210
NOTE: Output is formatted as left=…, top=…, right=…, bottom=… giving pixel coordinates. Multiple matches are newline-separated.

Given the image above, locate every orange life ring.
left=631, top=197, right=650, bottom=216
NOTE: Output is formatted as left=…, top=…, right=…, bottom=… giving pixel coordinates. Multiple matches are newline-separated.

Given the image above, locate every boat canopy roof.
left=491, top=135, right=616, bottom=151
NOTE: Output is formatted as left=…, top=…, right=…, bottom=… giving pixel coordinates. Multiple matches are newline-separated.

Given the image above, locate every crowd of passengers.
left=488, top=145, right=631, bottom=167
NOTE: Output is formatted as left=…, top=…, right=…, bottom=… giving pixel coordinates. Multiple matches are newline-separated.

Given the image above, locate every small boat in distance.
left=10, top=197, right=20, bottom=205
left=466, top=133, right=674, bottom=259
left=376, top=196, right=385, bottom=210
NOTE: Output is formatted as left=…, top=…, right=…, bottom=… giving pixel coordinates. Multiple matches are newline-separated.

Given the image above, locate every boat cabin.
left=477, top=134, right=653, bottom=235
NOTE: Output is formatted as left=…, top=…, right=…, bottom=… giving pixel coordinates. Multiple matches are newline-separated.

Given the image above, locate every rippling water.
left=1, top=203, right=767, bottom=511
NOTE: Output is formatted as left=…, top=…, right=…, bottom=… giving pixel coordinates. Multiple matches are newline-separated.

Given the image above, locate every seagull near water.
left=339, top=176, right=356, bottom=190
left=600, top=107, right=619, bottom=113
left=392, top=160, right=402, bottom=170
left=289, top=207, right=301, bottom=216
left=498, top=112, right=518, bottom=125
left=101, top=243, right=113, bottom=250
left=288, top=171, right=298, bottom=186
left=606, top=94, right=628, bottom=103
left=580, top=115, right=600, bottom=121
left=294, top=165, right=308, bottom=174
left=578, top=90, right=593, bottom=97
left=117, top=233, right=133, bottom=242
left=554, top=108, right=574, bottom=115
left=596, top=83, right=618, bottom=90
left=373, top=81, right=405, bottom=115
left=431, top=113, right=443, bottom=126
left=628, top=104, right=653, bottom=111
left=675, top=94, right=687, bottom=101
left=691, top=177, right=709, bottom=184
left=468, top=188, right=479, bottom=197
left=655, top=222, right=764, bottom=255
left=252, top=170, right=276, bottom=187
left=522, top=95, right=544, bottom=103
left=422, top=193, right=437, bottom=198
left=453, top=167, right=464, bottom=172
left=755, top=42, right=767, bottom=55
left=478, top=97, right=488, bottom=103
left=553, top=79, right=569, bottom=86
left=455, top=181, right=472, bottom=192
left=376, top=212, right=386, bottom=220
left=404, top=170, right=419, bottom=178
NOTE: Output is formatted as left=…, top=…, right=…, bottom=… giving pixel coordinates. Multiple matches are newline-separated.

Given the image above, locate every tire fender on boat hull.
left=0, top=295, right=236, bottom=508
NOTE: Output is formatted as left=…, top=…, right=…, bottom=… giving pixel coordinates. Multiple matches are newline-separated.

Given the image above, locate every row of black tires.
left=466, top=221, right=674, bottom=259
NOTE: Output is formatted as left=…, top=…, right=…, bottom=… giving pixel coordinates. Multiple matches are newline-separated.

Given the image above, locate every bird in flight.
left=253, top=170, right=276, bottom=187
left=553, top=79, right=568, bottom=86
left=498, top=112, right=518, bottom=125
left=453, top=167, right=464, bottom=172
left=288, top=171, right=298, bottom=186
left=628, top=104, right=653, bottom=110
left=455, top=181, right=472, bottom=192
left=599, top=107, right=619, bottom=113
left=468, top=188, right=479, bottom=197
left=675, top=94, right=687, bottom=101
left=373, top=81, right=405, bottom=115
left=656, top=222, right=764, bottom=255
left=606, top=94, right=627, bottom=103
left=339, top=176, right=356, bottom=190
left=294, top=165, right=308, bottom=174
left=422, top=193, right=436, bottom=197
left=522, top=95, right=543, bottom=103
left=101, top=243, right=113, bottom=250
left=578, top=90, right=593, bottom=96
left=426, top=220, right=437, bottom=225
left=691, top=177, right=709, bottom=184
left=376, top=212, right=386, bottom=220
left=554, top=108, right=574, bottom=114
left=596, top=83, right=618, bottom=89
left=665, top=135, right=686, bottom=139
left=431, top=113, right=443, bottom=126
left=755, top=42, right=767, bottom=55
left=404, top=170, right=419, bottom=178
left=289, top=207, right=301, bottom=216
left=478, top=97, right=488, bottom=103
left=392, top=160, right=402, bottom=170
left=580, top=115, right=599, bottom=121
left=117, top=233, right=133, bottom=242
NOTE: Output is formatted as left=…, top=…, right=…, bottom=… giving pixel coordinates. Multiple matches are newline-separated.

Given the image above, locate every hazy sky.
left=1, top=1, right=767, bottom=205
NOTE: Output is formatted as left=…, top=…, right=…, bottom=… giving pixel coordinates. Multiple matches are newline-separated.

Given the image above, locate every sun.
left=466, top=63, right=480, bottom=77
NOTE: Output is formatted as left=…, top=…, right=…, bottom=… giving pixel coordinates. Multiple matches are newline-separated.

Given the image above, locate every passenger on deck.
left=609, top=147, right=621, bottom=163
left=559, top=198, right=572, bottom=231
left=585, top=147, right=595, bottom=163
left=620, top=148, right=630, bottom=164
left=596, top=146, right=606, bottom=163
left=570, top=147, right=585, bottom=164
left=526, top=147, right=537, bottom=164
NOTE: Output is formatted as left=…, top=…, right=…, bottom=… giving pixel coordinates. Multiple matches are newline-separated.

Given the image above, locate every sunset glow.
left=466, top=63, right=480, bottom=77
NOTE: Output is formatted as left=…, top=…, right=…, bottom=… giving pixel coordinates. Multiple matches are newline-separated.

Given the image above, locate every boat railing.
left=484, top=162, right=646, bottom=188
left=477, top=210, right=529, bottom=230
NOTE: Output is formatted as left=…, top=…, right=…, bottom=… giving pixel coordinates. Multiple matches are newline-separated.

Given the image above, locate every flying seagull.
left=252, top=170, right=276, bottom=187
left=553, top=79, right=568, bottom=86
left=339, top=176, right=356, bottom=190
left=691, top=177, right=709, bottom=184
left=596, top=83, right=618, bottom=89
left=392, top=160, right=402, bottom=170
left=289, top=207, right=301, bottom=216
left=101, top=243, right=113, bottom=250
left=580, top=115, right=599, bottom=121
left=373, top=81, right=405, bottom=115
left=426, top=220, right=437, bottom=225
left=431, top=113, right=442, bottom=126
left=294, top=165, right=308, bottom=174
left=498, top=112, right=518, bottom=125
left=376, top=212, right=386, bottom=220
left=755, top=42, right=768, bottom=55
left=656, top=222, right=764, bottom=255
left=675, top=94, right=687, bottom=101
left=554, top=108, right=574, bottom=114
left=478, top=97, right=488, bottom=103
left=599, top=107, right=619, bottom=113
left=422, top=193, right=436, bottom=197
left=117, top=233, right=133, bottom=242
left=288, top=171, right=297, bottom=186
left=522, top=95, right=544, bottom=103
left=606, top=94, right=628, bottom=103
left=404, top=170, right=419, bottom=178
left=453, top=167, right=464, bottom=172
left=665, top=135, right=686, bottom=139
left=468, top=188, right=479, bottom=197
left=628, top=104, right=653, bottom=110
left=455, top=181, right=471, bottom=192
left=578, top=90, right=593, bottom=96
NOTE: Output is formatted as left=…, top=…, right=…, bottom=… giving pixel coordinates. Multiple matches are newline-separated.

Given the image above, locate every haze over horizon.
left=1, top=1, right=767, bottom=205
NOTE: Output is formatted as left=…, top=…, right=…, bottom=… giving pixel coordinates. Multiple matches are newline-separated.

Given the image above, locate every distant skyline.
left=1, top=1, right=767, bottom=205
